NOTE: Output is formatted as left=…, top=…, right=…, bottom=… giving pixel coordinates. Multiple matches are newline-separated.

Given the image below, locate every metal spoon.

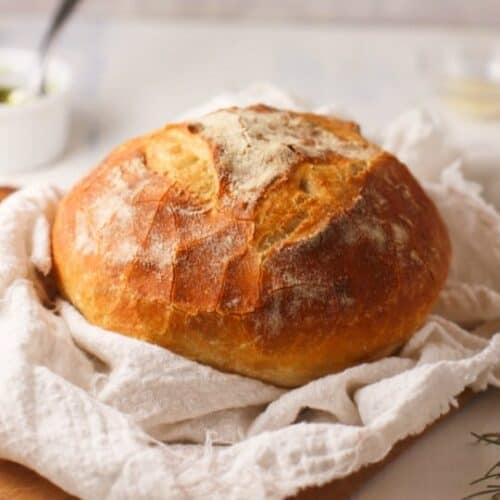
left=32, top=0, right=82, bottom=96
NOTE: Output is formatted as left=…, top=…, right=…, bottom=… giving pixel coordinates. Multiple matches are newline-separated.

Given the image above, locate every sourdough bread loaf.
left=52, top=105, right=451, bottom=387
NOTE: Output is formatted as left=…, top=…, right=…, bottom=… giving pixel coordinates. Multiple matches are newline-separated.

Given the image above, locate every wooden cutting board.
left=0, top=188, right=477, bottom=499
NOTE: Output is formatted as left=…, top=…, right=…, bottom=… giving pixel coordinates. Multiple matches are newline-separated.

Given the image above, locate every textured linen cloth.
left=0, top=86, right=499, bottom=500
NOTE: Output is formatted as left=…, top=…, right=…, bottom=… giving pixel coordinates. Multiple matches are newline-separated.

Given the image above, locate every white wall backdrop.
left=1, top=0, right=499, bottom=26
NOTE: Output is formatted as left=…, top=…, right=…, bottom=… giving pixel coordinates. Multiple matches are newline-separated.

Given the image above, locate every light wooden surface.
left=0, top=461, right=74, bottom=500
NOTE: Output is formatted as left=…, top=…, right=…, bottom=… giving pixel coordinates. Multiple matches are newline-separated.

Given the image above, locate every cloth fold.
left=0, top=86, right=499, bottom=500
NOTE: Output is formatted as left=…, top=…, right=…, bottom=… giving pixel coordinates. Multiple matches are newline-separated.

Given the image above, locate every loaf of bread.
left=52, top=105, right=451, bottom=387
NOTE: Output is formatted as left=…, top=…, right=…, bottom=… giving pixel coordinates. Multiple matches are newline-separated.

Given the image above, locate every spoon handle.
left=37, top=0, right=82, bottom=94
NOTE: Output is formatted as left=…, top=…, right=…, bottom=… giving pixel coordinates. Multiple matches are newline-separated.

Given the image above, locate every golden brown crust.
left=52, top=106, right=451, bottom=387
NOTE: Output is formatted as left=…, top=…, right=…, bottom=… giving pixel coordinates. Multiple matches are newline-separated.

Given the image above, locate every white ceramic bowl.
left=0, top=48, right=72, bottom=172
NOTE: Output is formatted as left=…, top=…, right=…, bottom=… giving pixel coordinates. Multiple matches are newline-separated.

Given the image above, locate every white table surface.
left=0, top=17, right=499, bottom=499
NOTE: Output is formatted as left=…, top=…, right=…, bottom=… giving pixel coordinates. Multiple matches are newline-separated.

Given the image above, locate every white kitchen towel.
left=0, top=85, right=499, bottom=500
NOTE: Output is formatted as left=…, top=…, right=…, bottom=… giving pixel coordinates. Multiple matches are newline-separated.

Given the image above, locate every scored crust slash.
left=51, top=105, right=451, bottom=387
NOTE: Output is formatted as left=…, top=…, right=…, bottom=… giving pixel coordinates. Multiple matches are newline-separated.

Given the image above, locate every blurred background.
left=1, top=0, right=500, bottom=201
left=1, top=0, right=500, bottom=25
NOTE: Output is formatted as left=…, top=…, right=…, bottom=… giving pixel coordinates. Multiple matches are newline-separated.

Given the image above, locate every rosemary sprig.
left=463, top=433, right=500, bottom=500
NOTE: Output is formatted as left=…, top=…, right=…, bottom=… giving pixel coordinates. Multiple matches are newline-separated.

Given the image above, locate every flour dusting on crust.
left=74, top=158, right=175, bottom=267
left=196, top=107, right=379, bottom=205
